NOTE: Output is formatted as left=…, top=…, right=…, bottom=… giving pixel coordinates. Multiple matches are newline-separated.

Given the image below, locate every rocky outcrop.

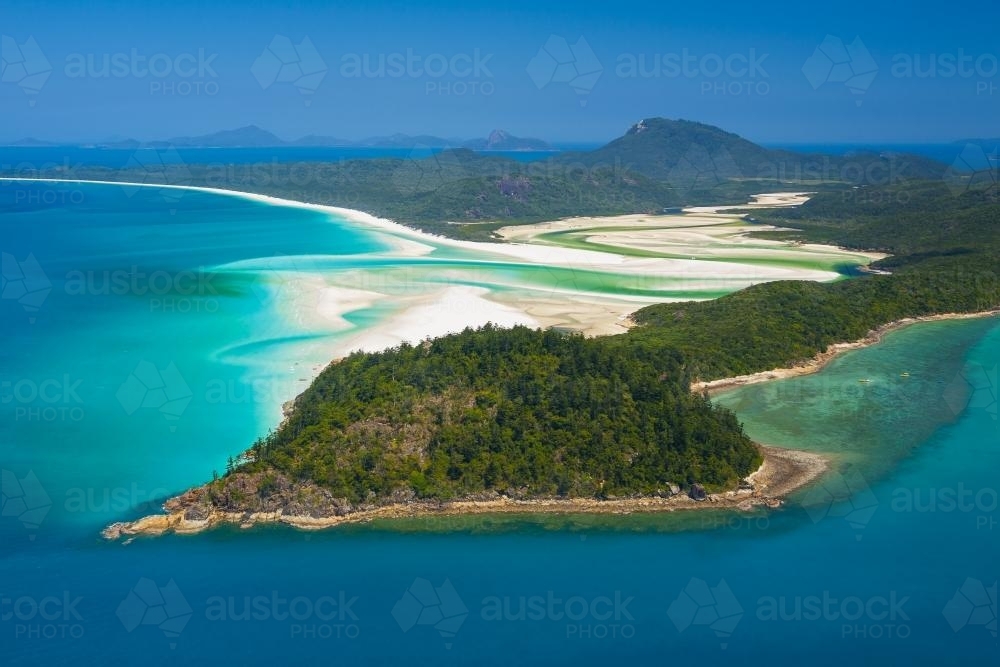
left=102, top=447, right=829, bottom=540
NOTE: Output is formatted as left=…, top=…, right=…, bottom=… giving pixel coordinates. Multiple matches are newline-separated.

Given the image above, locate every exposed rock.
left=497, top=175, right=532, bottom=201
left=183, top=504, right=213, bottom=521
left=101, top=447, right=832, bottom=540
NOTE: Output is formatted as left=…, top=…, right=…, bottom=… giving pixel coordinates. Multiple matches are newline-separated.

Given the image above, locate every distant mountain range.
left=5, top=125, right=556, bottom=151
left=5, top=137, right=59, bottom=147
left=0, top=117, right=965, bottom=243
left=8, top=124, right=997, bottom=156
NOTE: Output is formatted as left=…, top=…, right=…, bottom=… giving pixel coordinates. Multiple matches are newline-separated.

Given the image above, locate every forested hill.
left=141, top=154, right=1000, bottom=514
left=552, top=117, right=947, bottom=186
left=14, top=121, right=992, bottom=519
left=209, top=180, right=999, bottom=515
left=1, top=118, right=949, bottom=241
left=627, top=182, right=1000, bottom=379
left=221, top=326, right=760, bottom=509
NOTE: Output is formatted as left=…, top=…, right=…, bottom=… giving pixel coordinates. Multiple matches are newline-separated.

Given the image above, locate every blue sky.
left=1, top=0, right=997, bottom=143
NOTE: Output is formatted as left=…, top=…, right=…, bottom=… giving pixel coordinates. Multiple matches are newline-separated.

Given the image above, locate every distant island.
left=4, top=118, right=956, bottom=242
left=462, top=129, right=555, bottom=151
left=7, top=125, right=556, bottom=151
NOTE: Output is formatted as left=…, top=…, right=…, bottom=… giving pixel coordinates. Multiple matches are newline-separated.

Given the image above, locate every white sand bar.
left=2, top=179, right=883, bottom=356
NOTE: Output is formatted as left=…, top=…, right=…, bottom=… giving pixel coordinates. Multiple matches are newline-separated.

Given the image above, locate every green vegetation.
left=754, top=182, right=1000, bottom=265
left=628, top=183, right=1000, bottom=379
left=2, top=118, right=950, bottom=242
left=237, top=326, right=760, bottom=504
left=219, top=179, right=998, bottom=509
left=9, top=118, right=997, bottom=512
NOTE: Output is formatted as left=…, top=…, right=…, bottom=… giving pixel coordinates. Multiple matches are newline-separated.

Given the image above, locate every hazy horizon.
left=2, top=0, right=998, bottom=145
left=5, top=121, right=999, bottom=148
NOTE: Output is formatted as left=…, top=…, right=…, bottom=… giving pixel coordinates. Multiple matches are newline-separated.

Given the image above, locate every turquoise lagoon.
left=0, top=181, right=997, bottom=664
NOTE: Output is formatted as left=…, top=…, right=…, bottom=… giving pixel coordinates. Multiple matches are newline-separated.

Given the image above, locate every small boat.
left=900, top=372, right=910, bottom=377
left=859, top=378, right=872, bottom=383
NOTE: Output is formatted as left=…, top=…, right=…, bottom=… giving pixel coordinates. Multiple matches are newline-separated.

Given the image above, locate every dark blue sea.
left=1, top=180, right=997, bottom=665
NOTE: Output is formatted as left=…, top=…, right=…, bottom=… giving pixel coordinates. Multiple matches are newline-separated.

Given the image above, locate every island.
left=1, top=119, right=996, bottom=538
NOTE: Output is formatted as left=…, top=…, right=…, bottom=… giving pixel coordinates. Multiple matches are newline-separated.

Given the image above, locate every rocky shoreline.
left=103, top=312, right=999, bottom=542
left=102, top=446, right=827, bottom=540
left=692, top=310, right=1000, bottom=396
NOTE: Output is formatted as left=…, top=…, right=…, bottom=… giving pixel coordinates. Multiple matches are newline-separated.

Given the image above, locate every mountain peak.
left=626, top=117, right=734, bottom=137
left=165, top=125, right=286, bottom=147
left=553, top=117, right=774, bottom=182
left=486, top=129, right=511, bottom=144
left=628, top=119, right=650, bottom=135
left=465, top=130, right=553, bottom=151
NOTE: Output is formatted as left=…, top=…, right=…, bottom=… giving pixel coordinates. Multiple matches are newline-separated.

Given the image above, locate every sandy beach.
left=682, top=191, right=816, bottom=212
left=4, top=179, right=853, bottom=332
left=4, top=178, right=873, bottom=534
left=3, top=179, right=884, bottom=365
left=496, top=196, right=885, bottom=272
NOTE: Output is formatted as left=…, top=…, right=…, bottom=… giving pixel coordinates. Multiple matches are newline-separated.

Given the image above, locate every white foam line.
left=0, top=178, right=845, bottom=282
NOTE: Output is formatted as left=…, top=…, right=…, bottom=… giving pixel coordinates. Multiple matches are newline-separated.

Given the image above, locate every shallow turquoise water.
left=1, top=181, right=998, bottom=664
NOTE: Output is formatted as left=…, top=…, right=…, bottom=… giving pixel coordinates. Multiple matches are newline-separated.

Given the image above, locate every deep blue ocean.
left=1, top=180, right=997, bottom=665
